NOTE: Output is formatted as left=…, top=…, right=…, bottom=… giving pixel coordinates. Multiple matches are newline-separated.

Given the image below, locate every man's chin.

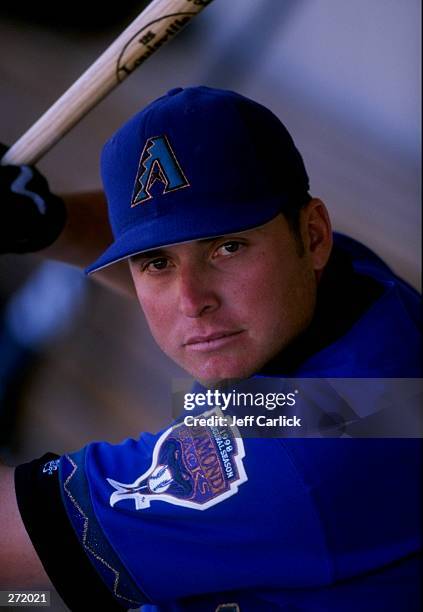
left=186, top=359, right=259, bottom=388
left=195, top=375, right=249, bottom=389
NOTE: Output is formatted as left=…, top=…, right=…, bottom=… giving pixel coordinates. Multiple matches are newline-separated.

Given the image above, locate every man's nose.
left=177, top=267, right=220, bottom=318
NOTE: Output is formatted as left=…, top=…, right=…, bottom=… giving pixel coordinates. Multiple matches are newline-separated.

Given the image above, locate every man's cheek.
left=142, top=307, right=176, bottom=349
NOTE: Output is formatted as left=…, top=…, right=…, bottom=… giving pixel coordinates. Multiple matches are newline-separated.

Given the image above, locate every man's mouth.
left=183, top=330, right=244, bottom=351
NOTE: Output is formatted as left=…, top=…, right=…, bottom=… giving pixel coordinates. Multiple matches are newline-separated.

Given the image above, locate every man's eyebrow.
left=130, top=237, right=227, bottom=262
left=197, top=235, right=225, bottom=244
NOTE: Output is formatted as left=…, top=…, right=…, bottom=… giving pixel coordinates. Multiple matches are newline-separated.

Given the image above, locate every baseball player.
left=0, top=87, right=421, bottom=611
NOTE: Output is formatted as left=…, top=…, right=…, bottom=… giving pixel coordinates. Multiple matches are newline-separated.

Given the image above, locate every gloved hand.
left=0, top=143, right=67, bottom=254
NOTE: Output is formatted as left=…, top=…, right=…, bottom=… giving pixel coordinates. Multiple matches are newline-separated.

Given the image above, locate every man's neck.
left=260, top=245, right=384, bottom=376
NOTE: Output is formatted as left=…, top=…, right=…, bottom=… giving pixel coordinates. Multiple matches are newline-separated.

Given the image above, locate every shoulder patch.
left=107, top=407, right=247, bottom=511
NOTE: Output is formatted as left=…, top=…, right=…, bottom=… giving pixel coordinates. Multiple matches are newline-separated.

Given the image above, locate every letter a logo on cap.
left=131, top=135, right=190, bottom=207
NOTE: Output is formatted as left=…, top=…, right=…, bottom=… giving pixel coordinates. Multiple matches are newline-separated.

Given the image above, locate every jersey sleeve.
left=54, top=411, right=333, bottom=606
left=14, top=453, right=130, bottom=610
left=14, top=412, right=331, bottom=607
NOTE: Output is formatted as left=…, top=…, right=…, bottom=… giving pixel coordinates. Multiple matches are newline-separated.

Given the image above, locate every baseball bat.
left=1, top=0, right=213, bottom=166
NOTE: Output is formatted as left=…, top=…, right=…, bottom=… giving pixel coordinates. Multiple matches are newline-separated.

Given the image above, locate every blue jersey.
left=15, top=234, right=422, bottom=611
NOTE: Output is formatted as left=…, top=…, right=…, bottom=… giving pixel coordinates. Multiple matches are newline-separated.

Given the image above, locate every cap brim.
left=85, top=198, right=283, bottom=275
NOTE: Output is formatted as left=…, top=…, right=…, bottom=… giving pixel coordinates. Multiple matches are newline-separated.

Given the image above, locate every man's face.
left=129, top=214, right=318, bottom=385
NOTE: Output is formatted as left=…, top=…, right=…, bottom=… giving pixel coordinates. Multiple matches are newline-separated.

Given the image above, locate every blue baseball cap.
left=86, top=86, right=310, bottom=274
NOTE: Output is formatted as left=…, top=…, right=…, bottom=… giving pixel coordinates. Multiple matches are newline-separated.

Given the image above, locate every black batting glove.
left=0, top=143, right=67, bottom=254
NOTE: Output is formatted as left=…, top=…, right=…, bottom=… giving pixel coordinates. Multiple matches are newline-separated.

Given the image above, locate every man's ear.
left=301, top=198, right=333, bottom=273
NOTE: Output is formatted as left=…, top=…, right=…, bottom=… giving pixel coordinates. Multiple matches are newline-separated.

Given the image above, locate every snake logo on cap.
left=131, top=134, right=190, bottom=207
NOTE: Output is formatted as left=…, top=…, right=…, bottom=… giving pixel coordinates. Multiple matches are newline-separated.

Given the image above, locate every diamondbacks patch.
left=107, top=407, right=247, bottom=510
left=131, top=134, right=190, bottom=206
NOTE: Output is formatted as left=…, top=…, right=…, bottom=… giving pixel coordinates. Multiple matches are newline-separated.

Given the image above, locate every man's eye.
left=144, top=258, right=169, bottom=272
left=215, top=241, right=243, bottom=256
